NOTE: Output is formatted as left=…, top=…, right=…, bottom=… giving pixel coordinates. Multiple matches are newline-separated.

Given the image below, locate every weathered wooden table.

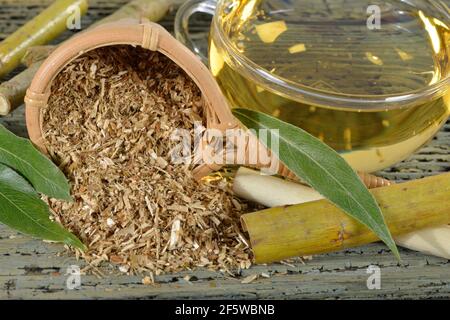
left=1, top=0, right=449, bottom=299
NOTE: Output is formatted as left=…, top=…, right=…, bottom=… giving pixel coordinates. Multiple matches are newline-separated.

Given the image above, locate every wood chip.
left=168, top=219, right=182, bottom=250
left=142, top=276, right=153, bottom=285
left=241, top=274, right=258, bottom=284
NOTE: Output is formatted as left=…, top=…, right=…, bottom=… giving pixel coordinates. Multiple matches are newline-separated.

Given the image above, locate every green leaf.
left=0, top=125, right=71, bottom=200
left=0, top=163, right=85, bottom=250
left=232, top=108, right=400, bottom=260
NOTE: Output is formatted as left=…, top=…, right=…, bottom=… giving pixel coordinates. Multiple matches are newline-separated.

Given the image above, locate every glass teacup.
left=175, top=0, right=450, bottom=172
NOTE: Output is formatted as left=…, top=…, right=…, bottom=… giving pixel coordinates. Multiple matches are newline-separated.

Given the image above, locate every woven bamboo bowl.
left=25, top=18, right=387, bottom=187
left=25, top=19, right=241, bottom=179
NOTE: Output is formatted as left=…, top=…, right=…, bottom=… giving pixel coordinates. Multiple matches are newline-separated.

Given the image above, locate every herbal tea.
left=209, top=0, right=450, bottom=172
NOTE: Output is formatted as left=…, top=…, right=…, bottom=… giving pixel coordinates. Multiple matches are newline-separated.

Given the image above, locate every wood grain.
left=0, top=0, right=449, bottom=299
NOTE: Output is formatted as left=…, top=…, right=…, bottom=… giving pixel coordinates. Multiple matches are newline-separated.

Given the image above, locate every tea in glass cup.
left=176, top=0, right=450, bottom=172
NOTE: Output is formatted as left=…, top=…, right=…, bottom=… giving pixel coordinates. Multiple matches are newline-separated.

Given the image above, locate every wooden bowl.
left=25, top=18, right=239, bottom=180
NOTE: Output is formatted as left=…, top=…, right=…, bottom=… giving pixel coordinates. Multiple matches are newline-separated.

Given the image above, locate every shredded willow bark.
left=42, top=45, right=251, bottom=275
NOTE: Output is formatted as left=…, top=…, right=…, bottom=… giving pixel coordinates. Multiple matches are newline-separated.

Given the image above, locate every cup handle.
left=174, top=0, right=216, bottom=64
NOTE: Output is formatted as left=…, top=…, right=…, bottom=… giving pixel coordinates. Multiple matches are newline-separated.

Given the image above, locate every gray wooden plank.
left=1, top=223, right=450, bottom=299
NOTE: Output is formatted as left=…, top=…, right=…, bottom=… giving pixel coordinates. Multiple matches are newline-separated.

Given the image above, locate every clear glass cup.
left=175, top=0, right=450, bottom=172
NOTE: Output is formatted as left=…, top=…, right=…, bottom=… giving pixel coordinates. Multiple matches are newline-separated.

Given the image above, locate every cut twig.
left=0, top=0, right=89, bottom=79
left=21, top=0, right=173, bottom=66
left=0, top=0, right=174, bottom=116
left=0, top=62, right=42, bottom=116
left=234, top=167, right=450, bottom=260
left=239, top=171, right=450, bottom=263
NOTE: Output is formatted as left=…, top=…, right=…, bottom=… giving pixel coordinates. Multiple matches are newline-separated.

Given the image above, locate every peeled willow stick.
left=239, top=171, right=450, bottom=263
left=0, top=46, right=55, bottom=115
left=395, top=226, right=450, bottom=259
left=0, top=0, right=89, bottom=79
left=233, top=167, right=324, bottom=207
left=233, top=167, right=450, bottom=259
left=0, top=0, right=172, bottom=116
